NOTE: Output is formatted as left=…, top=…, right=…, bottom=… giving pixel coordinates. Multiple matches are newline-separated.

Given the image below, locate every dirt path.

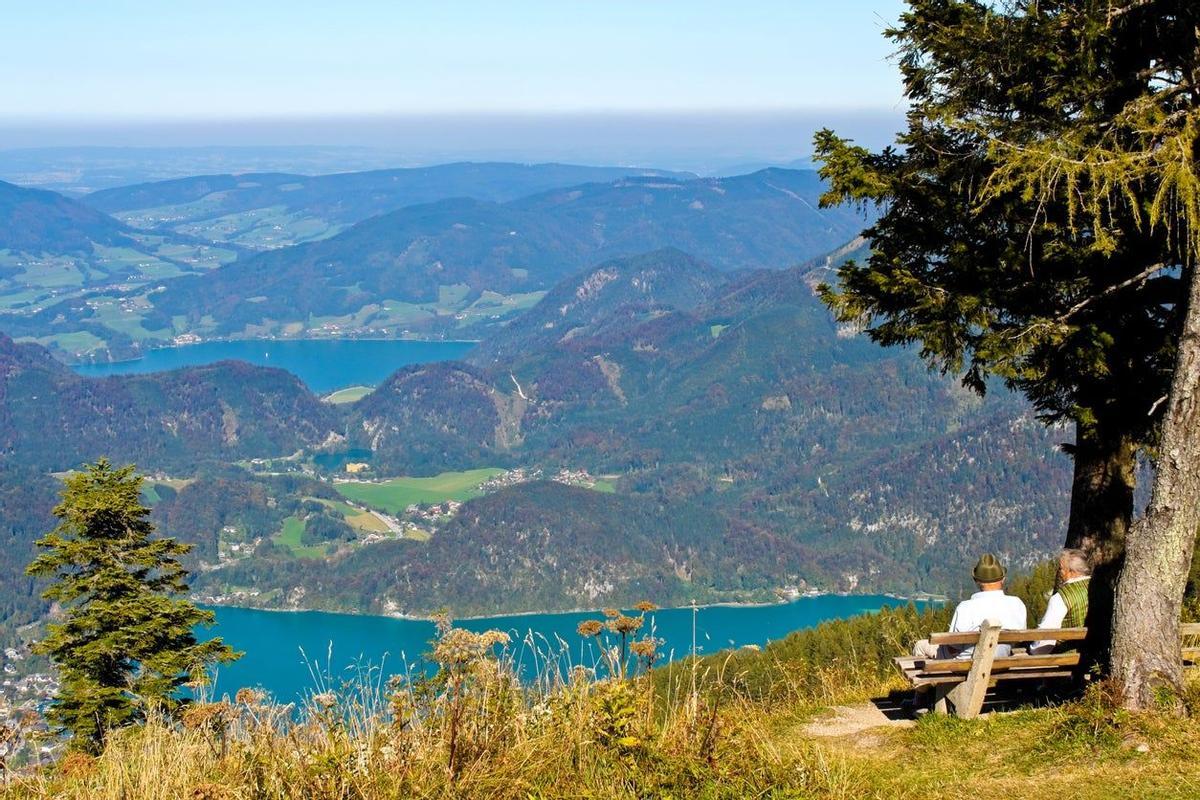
left=802, top=703, right=915, bottom=740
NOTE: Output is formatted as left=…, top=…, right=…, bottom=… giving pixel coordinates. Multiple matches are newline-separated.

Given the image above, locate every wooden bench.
left=895, top=621, right=1200, bottom=719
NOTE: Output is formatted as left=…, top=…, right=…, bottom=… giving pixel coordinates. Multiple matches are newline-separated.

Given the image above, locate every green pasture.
left=29, top=330, right=106, bottom=356
left=334, top=468, right=502, bottom=514
left=176, top=206, right=344, bottom=249
left=272, top=516, right=329, bottom=559
left=309, top=497, right=391, bottom=533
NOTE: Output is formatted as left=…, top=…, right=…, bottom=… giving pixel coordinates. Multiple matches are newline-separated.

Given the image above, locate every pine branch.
left=1059, top=262, right=1172, bottom=323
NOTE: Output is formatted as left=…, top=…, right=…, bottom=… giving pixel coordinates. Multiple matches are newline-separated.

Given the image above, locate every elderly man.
left=1029, top=548, right=1092, bottom=654
left=913, top=554, right=1028, bottom=659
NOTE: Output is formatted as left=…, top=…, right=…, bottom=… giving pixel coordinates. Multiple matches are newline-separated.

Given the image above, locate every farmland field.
left=334, top=468, right=503, bottom=514
left=272, top=516, right=329, bottom=559
left=310, top=497, right=391, bottom=533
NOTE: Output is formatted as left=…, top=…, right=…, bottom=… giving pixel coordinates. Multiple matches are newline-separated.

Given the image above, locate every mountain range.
left=144, top=168, right=866, bottom=338
left=85, top=161, right=694, bottom=248
left=0, top=157, right=1074, bottom=634
left=0, top=243, right=1071, bottom=624
left=2, top=165, right=867, bottom=359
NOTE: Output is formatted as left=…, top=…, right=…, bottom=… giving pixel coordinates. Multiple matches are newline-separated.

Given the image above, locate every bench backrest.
left=929, top=621, right=1200, bottom=648
left=929, top=627, right=1085, bottom=646
left=904, top=622, right=1200, bottom=719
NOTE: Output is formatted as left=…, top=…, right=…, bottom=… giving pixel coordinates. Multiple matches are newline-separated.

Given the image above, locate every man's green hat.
left=973, top=553, right=1006, bottom=583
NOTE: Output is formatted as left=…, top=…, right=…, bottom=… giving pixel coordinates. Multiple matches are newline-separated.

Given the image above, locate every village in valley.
left=201, top=465, right=614, bottom=573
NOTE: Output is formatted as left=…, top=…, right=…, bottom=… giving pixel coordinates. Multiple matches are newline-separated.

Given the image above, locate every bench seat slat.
left=929, top=628, right=1086, bottom=646
left=915, top=653, right=1080, bottom=674
left=909, top=668, right=1077, bottom=687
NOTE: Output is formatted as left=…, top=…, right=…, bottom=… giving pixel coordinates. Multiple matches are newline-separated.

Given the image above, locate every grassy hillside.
left=6, top=599, right=1199, bottom=799
left=0, top=181, right=236, bottom=354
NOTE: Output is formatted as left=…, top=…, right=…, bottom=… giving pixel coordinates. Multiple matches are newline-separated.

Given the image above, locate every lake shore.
left=72, top=334, right=482, bottom=367
left=72, top=337, right=479, bottom=393
left=200, top=588, right=946, bottom=626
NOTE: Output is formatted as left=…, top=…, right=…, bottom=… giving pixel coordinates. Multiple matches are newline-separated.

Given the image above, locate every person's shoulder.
left=954, top=596, right=978, bottom=612
left=1007, top=594, right=1028, bottom=609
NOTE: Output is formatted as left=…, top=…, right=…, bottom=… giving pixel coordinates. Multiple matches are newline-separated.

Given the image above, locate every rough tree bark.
left=1065, top=423, right=1137, bottom=668
left=1111, top=267, right=1200, bottom=711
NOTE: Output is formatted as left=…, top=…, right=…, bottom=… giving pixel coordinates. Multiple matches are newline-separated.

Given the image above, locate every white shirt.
left=1030, top=576, right=1088, bottom=653
left=946, top=589, right=1028, bottom=659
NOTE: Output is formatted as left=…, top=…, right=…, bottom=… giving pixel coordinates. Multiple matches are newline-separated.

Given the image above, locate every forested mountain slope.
left=197, top=480, right=808, bottom=615
left=0, top=179, right=133, bottom=255
left=4, top=168, right=864, bottom=356
left=472, top=248, right=725, bottom=365
left=0, top=334, right=339, bottom=472
left=85, top=162, right=693, bottom=249
left=140, top=169, right=864, bottom=339
left=0, top=243, right=1073, bottom=619
left=184, top=250, right=1072, bottom=609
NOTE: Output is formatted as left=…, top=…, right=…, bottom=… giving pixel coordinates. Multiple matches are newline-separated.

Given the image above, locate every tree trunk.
left=1065, top=423, right=1136, bottom=563
left=1064, top=422, right=1137, bottom=669
left=1111, top=267, right=1200, bottom=711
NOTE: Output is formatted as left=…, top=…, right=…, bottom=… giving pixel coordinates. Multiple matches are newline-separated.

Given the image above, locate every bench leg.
left=945, top=621, right=1001, bottom=720
left=931, top=684, right=950, bottom=715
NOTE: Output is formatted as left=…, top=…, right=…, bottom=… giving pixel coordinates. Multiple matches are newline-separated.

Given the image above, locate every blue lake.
left=73, top=339, right=476, bottom=393
left=204, top=596, right=923, bottom=703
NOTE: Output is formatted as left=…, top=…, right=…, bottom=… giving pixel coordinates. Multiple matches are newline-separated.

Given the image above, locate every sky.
left=0, top=1, right=908, bottom=165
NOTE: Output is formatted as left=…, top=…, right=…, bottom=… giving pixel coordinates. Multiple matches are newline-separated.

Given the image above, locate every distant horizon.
left=4, top=1, right=908, bottom=179
left=0, top=109, right=903, bottom=180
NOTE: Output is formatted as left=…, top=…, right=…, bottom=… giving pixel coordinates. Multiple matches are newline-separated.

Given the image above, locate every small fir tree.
left=26, top=459, right=239, bottom=751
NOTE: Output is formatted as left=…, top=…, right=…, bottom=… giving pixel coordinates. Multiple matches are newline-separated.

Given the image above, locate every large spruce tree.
left=976, top=1, right=1200, bottom=711
left=819, top=0, right=1200, bottom=708
left=814, top=1, right=1186, bottom=665
left=27, top=459, right=239, bottom=750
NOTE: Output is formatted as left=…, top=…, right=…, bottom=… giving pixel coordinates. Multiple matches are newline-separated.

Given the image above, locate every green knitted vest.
left=1058, top=577, right=1090, bottom=629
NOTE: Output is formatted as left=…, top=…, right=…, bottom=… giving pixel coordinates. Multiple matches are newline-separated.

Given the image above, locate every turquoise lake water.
left=73, top=339, right=476, bottom=393
left=204, top=596, right=921, bottom=703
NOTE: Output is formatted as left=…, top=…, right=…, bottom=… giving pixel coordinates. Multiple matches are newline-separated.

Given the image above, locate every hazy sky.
left=0, top=2, right=909, bottom=167
left=5, top=1, right=906, bottom=119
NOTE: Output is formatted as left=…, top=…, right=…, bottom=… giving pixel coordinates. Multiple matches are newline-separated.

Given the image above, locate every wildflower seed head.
left=181, top=702, right=231, bottom=730
left=433, top=627, right=511, bottom=666
left=607, top=615, right=643, bottom=636
left=577, top=620, right=604, bottom=637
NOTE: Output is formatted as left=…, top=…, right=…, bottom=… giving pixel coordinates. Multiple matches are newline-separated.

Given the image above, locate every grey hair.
left=1060, top=548, right=1092, bottom=576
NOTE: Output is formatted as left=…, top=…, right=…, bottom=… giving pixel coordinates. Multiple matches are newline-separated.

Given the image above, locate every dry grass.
left=7, top=614, right=1200, bottom=799
left=2, top=625, right=848, bottom=799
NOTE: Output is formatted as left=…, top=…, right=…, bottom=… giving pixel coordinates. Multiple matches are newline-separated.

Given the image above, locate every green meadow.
left=310, top=497, right=391, bottom=533
left=334, top=468, right=503, bottom=514
left=272, top=516, right=329, bottom=559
